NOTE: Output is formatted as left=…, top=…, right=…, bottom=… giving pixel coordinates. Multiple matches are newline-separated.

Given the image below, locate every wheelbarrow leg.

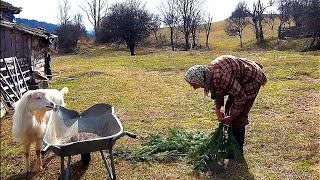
left=100, top=150, right=114, bottom=179
left=66, top=156, right=71, bottom=180
left=109, top=148, right=116, bottom=180
left=60, top=156, right=65, bottom=180
left=60, top=156, right=71, bottom=180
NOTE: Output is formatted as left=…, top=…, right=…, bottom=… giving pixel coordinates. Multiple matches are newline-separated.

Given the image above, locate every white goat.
left=12, top=87, right=68, bottom=172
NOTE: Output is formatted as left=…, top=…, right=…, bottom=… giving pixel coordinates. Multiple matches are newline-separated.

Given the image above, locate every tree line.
left=225, top=0, right=319, bottom=50
left=56, top=0, right=320, bottom=54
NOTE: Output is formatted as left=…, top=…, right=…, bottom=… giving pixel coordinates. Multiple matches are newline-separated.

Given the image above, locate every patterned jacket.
left=205, top=55, right=267, bottom=118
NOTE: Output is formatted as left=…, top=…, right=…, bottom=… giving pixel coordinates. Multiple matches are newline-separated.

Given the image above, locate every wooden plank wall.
left=0, top=27, right=46, bottom=74
left=0, top=28, right=12, bottom=58
left=0, top=27, right=27, bottom=59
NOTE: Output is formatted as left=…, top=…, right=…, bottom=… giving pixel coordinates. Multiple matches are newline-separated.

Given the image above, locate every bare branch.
left=80, top=0, right=108, bottom=37
left=57, top=0, right=72, bottom=25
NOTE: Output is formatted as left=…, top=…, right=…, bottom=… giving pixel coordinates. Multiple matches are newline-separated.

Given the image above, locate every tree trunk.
left=278, top=25, right=283, bottom=39
left=126, top=39, right=136, bottom=56
left=251, top=17, right=260, bottom=42
left=258, top=21, right=264, bottom=42
left=154, top=31, right=158, bottom=45
left=170, top=27, right=175, bottom=51
left=239, top=34, right=243, bottom=48
left=206, top=33, right=210, bottom=49
left=306, top=34, right=320, bottom=51
left=192, top=30, right=196, bottom=48
left=254, top=24, right=260, bottom=42
left=315, top=39, right=320, bottom=50
left=184, top=33, right=190, bottom=50
left=129, top=45, right=135, bottom=56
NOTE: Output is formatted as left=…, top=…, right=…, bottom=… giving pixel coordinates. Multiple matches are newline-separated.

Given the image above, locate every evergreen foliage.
left=116, top=128, right=206, bottom=162
left=189, top=123, right=245, bottom=172
left=115, top=123, right=244, bottom=172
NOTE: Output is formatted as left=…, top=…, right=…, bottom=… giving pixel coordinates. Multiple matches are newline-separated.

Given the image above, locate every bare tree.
left=277, top=0, right=291, bottom=38
left=246, top=0, right=274, bottom=42
left=73, top=13, right=88, bottom=38
left=98, top=0, right=154, bottom=56
left=264, top=10, right=276, bottom=31
left=150, top=14, right=161, bottom=46
left=301, top=0, right=320, bottom=50
left=176, top=0, right=204, bottom=50
left=56, top=14, right=87, bottom=53
left=190, top=9, right=203, bottom=48
left=58, top=0, right=72, bottom=25
left=276, top=0, right=319, bottom=50
left=80, top=0, right=108, bottom=39
left=288, top=0, right=306, bottom=27
left=158, top=0, right=178, bottom=51
left=225, top=1, right=249, bottom=48
left=204, top=14, right=213, bottom=50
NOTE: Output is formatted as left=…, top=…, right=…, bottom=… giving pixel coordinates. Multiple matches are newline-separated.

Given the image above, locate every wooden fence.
left=278, top=26, right=313, bottom=39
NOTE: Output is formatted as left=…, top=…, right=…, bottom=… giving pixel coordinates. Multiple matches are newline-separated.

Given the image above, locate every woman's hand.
left=214, top=105, right=224, bottom=120
left=220, top=116, right=233, bottom=127
left=216, top=110, right=225, bottom=120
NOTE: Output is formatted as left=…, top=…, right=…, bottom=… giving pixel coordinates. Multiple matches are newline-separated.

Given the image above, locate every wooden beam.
left=0, top=85, right=16, bottom=105
left=3, top=57, right=21, bottom=98
left=15, top=57, right=28, bottom=94
left=0, top=73, right=20, bottom=100
left=13, top=57, right=22, bottom=97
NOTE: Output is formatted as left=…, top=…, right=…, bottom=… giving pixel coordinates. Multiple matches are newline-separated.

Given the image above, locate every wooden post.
left=0, top=73, right=20, bottom=101
left=15, top=57, right=29, bottom=93
left=0, top=85, right=16, bottom=106
left=13, top=57, right=22, bottom=97
left=3, top=58, right=21, bottom=98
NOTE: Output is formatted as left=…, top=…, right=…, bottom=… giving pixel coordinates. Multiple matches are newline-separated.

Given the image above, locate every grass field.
left=1, top=20, right=319, bottom=179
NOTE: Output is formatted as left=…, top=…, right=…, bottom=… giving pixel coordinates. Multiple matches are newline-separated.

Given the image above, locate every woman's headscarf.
left=185, top=65, right=213, bottom=96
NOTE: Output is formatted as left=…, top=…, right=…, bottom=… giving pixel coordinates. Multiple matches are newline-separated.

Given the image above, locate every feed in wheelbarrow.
left=61, top=132, right=102, bottom=144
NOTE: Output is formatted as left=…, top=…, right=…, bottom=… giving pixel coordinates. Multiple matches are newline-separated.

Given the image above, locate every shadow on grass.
left=210, top=159, right=254, bottom=180
left=57, top=161, right=89, bottom=180
left=5, top=154, right=57, bottom=180
left=5, top=172, right=37, bottom=180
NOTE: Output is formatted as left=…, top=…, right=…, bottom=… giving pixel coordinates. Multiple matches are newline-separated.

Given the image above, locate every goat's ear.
left=27, top=93, right=34, bottom=99
left=28, top=92, right=39, bottom=99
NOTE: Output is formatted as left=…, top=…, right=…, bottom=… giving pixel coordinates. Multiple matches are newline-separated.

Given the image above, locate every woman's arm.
left=217, top=73, right=247, bottom=125
left=214, top=103, right=224, bottom=120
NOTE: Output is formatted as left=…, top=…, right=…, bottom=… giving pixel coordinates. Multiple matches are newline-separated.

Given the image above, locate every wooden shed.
left=0, top=1, right=58, bottom=117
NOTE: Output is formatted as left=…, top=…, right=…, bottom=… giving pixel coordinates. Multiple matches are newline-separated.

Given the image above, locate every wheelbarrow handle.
left=125, top=131, right=137, bottom=139
left=41, top=144, right=50, bottom=156
left=41, top=144, right=61, bottom=156
left=111, top=131, right=137, bottom=145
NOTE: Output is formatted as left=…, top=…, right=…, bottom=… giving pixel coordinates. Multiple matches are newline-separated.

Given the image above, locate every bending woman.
left=185, top=55, right=267, bottom=155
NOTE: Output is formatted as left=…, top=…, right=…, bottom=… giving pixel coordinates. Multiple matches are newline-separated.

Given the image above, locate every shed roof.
left=0, top=1, right=22, bottom=14
left=0, top=20, right=57, bottom=41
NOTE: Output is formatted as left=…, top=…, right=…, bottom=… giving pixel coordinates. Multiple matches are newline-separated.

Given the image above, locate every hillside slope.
left=152, top=19, right=308, bottom=52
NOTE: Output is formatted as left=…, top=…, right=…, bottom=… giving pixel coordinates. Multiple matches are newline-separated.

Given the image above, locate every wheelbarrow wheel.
left=81, top=153, right=91, bottom=166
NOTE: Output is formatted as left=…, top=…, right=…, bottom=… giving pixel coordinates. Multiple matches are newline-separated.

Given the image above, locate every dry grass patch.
left=1, top=49, right=319, bottom=179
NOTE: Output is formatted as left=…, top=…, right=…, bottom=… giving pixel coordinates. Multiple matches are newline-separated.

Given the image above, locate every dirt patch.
left=156, top=68, right=178, bottom=76
left=115, top=108, right=131, bottom=122
left=293, top=91, right=319, bottom=114
left=76, top=71, right=111, bottom=78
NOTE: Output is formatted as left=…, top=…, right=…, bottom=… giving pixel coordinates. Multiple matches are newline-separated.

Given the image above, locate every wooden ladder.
left=0, top=57, right=30, bottom=108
